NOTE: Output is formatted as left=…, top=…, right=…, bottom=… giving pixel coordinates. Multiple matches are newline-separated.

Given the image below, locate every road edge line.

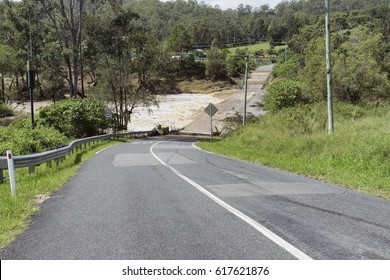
left=151, top=141, right=313, bottom=260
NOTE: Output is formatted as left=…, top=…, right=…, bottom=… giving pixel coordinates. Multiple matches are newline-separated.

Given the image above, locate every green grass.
left=0, top=140, right=126, bottom=249
left=197, top=102, right=390, bottom=200
left=226, top=42, right=287, bottom=54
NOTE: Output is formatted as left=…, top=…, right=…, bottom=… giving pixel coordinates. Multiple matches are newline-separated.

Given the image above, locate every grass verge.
left=0, top=140, right=125, bottom=250
left=197, top=102, right=390, bottom=200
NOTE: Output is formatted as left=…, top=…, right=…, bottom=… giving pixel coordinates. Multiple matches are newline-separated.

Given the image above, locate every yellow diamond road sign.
left=204, top=103, right=218, bottom=117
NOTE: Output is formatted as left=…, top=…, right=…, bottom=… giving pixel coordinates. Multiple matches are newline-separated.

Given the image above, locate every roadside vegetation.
left=0, top=102, right=13, bottom=118
left=0, top=98, right=112, bottom=155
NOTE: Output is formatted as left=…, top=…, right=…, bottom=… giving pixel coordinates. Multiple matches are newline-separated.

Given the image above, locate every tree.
left=167, top=23, right=193, bottom=53
left=87, top=8, right=170, bottom=129
left=206, top=47, right=227, bottom=80
left=0, top=0, right=46, bottom=100
left=332, top=27, right=390, bottom=102
left=301, top=26, right=390, bottom=103
left=0, top=44, right=17, bottom=102
left=36, top=0, right=104, bottom=98
left=226, top=49, right=246, bottom=77
left=300, top=37, right=327, bottom=101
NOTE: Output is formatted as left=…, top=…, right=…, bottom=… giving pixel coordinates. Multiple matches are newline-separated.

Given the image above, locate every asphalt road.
left=1, top=137, right=389, bottom=260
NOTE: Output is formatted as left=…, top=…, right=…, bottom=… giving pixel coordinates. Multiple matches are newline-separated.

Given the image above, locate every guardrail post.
left=0, top=169, right=4, bottom=184
left=6, top=150, right=17, bottom=197
left=47, top=161, right=52, bottom=168
left=28, top=166, right=35, bottom=174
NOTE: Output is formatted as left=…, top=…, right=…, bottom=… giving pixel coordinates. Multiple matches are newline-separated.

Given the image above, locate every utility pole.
left=243, top=54, right=249, bottom=126
left=325, top=0, right=334, bottom=134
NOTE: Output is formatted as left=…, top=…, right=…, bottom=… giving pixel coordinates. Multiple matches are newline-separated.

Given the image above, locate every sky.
left=161, top=0, right=284, bottom=10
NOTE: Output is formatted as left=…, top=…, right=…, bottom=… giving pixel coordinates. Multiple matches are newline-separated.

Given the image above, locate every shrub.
left=264, top=79, right=307, bottom=112
left=226, top=50, right=246, bottom=78
left=173, top=57, right=205, bottom=78
left=39, top=98, right=110, bottom=138
left=206, top=48, right=228, bottom=80
left=272, top=53, right=301, bottom=79
left=0, top=121, right=69, bottom=155
left=0, top=102, right=13, bottom=118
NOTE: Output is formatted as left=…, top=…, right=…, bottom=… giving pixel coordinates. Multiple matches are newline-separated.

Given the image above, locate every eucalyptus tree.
left=35, top=0, right=106, bottom=98
left=167, top=23, right=193, bottom=53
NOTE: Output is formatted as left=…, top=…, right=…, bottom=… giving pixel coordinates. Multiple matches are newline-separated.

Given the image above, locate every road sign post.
left=6, top=150, right=17, bottom=197
left=204, top=103, right=218, bottom=141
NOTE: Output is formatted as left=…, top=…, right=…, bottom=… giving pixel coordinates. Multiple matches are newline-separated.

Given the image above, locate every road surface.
left=0, top=137, right=389, bottom=259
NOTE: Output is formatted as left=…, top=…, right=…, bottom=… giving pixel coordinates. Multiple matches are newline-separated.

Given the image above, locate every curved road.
left=1, top=137, right=389, bottom=259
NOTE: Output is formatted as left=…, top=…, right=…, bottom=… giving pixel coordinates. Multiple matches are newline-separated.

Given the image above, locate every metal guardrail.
left=0, top=130, right=156, bottom=183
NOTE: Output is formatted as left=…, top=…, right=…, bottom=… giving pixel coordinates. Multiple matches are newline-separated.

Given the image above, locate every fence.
left=0, top=130, right=156, bottom=184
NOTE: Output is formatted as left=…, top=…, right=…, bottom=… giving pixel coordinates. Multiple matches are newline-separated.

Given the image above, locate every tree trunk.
left=1, top=73, right=5, bottom=103
left=65, top=56, right=75, bottom=97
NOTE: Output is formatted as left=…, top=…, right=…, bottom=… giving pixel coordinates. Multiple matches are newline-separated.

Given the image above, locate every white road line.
left=151, top=141, right=313, bottom=260
left=95, top=145, right=114, bottom=155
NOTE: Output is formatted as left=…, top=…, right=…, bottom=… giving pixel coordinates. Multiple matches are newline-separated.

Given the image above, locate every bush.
left=0, top=102, right=13, bottom=118
left=39, top=98, right=110, bottom=138
left=0, top=121, right=69, bottom=155
left=226, top=50, right=246, bottom=78
left=272, top=53, right=301, bottom=79
left=173, top=57, right=205, bottom=78
left=206, top=48, right=228, bottom=80
left=264, top=79, right=307, bottom=112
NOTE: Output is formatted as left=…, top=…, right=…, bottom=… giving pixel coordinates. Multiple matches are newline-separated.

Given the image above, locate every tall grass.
left=198, top=102, right=390, bottom=199
left=0, top=140, right=124, bottom=249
